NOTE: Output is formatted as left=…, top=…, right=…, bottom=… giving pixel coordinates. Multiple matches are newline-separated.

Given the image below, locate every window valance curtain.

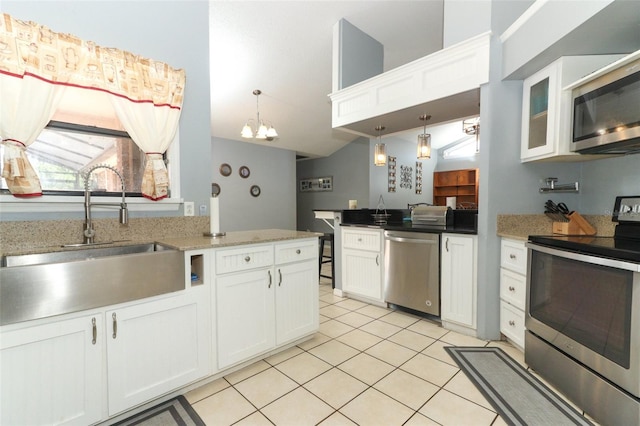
left=0, top=13, right=185, bottom=200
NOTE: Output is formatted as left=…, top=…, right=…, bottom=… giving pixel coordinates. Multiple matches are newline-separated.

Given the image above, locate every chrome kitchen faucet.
left=82, top=164, right=128, bottom=244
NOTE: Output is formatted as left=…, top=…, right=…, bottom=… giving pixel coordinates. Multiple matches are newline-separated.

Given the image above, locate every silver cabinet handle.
left=376, top=254, right=379, bottom=266
left=508, top=286, right=515, bottom=292
left=112, top=312, right=117, bottom=339
left=445, top=238, right=449, bottom=252
left=509, top=320, right=515, bottom=326
left=510, top=254, right=516, bottom=260
left=278, top=269, right=282, bottom=286
left=244, top=256, right=251, bottom=263
left=296, top=249, right=301, bottom=254
left=92, top=317, right=97, bottom=345
left=268, top=270, right=272, bottom=288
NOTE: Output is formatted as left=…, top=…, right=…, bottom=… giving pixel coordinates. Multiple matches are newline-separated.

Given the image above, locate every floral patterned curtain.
left=0, top=13, right=185, bottom=199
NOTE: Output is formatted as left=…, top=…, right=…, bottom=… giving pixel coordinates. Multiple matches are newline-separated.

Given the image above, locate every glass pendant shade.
left=374, top=143, right=387, bottom=166
left=417, top=133, right=431, bottom=159
left=256, top=122, right=268, bottom=139
left=241, top=122, right=253, bottom=138
left=266, top=126, right=278, bottom=139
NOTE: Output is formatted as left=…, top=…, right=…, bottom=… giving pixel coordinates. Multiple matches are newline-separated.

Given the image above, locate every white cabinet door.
left=342, top=248, right=383, bottom=301
left=106, top=289, right=211, bottom=416
left=441, top=234, right=477, bottom=329
left=216, top=268, right=276, bottom=369
left=0, top=314, right=103, bottom=426
left=275, top=260, right=319, bottom=345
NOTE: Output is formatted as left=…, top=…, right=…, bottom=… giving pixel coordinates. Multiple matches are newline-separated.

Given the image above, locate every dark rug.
left=445, top=346, right=593, bottom=426
left=113, top=395, right=205, bottom=426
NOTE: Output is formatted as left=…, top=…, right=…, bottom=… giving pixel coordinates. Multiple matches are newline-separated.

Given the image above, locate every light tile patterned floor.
left=185, top=266, right=580, bottom=425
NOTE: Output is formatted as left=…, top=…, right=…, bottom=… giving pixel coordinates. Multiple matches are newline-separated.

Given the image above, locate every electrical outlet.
left=199, top=204, right=207, bottom=215
left=184, top=201, right=194, bottom=216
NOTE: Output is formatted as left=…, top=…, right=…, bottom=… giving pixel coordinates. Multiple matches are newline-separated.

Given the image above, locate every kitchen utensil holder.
left=552, top=212, right=596, bottom=235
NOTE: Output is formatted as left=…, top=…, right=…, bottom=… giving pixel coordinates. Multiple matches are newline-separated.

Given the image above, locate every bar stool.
left=319, top=233, right=335, bottom=288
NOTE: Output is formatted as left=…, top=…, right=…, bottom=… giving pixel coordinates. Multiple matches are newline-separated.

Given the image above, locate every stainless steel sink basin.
left=1, top=242, right=172, bottom=267
left=0, top=242, right=185, bottom=326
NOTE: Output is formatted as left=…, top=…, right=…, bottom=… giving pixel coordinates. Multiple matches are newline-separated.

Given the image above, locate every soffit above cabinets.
left=328, top=32, right=490, bottom=138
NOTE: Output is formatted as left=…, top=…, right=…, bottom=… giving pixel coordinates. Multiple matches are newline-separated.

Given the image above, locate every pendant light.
left=417, top=114, right=432, bottom=159
left=241, top=89, right=278, bottom=141
left=374, top=125, right=386, bottom=166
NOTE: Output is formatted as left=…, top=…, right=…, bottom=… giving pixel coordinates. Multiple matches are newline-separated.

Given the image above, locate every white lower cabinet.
left=106, top=288, right=211, bottom=416
left=216, top=239, right=319, bottom=370
left=500, top=238, right=528, bottom=350
left=0, top=313, right=103, bottom=426
left=440, top=233, right=477, bottom=330
left=341, top=228, right=384, bottom=303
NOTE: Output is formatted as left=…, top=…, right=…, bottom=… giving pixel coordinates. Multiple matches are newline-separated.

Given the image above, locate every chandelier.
left=241, top=89, right=278, bottom=141
left=417, top=114, right=432, bottom=159
left=374, top=125, right=386, bottom=166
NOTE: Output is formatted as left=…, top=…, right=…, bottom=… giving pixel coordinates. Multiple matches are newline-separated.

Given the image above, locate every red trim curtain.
left=0, top=13, right=185, bottom=200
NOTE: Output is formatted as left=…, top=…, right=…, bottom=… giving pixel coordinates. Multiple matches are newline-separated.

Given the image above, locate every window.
left=442, top=136, right=478, bottom=159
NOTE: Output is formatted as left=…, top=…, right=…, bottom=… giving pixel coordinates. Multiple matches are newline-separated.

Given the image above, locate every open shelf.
left=433, top=169, right=479, bottom=209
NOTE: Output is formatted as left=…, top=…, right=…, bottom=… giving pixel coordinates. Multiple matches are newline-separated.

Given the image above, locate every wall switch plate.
left=199, top=204, right=207, bottom=215
left=184, top=201, right=194, bottom=216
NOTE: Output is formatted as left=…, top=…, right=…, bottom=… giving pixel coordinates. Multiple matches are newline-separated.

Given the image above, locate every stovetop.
left=529, top=234, right=640, bottom=263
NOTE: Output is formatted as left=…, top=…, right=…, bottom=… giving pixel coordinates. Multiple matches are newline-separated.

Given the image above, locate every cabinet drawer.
left=500, top=302, right=525, bottom=349
left=500, top=268, right=526, bottom=311
left=275, top=239, right=317, bottom=265
left=342, top=229, right=381, bottom=251
left=500, top=239, right=527, bottom=274
left=215, top=244, right=273, bottom=275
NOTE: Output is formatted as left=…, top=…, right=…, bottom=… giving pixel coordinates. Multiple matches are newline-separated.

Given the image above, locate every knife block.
left=552, top=212, right=596, bottom=235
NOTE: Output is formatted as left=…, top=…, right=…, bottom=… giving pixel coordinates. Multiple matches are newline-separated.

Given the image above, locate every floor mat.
left=113, top=395, right=205, bottom=426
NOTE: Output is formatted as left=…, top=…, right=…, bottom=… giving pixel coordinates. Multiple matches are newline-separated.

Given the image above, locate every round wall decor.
left=250, top=185, right=261, bottom=197
left=239, top=166, right=250, bottom=178
left=219, top=163, right=232, bottom=176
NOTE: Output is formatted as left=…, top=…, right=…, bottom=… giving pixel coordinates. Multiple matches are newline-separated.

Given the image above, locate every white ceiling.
left=209, top=1, right=448, bottom=159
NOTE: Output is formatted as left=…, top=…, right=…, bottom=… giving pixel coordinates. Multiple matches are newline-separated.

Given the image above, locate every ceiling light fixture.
left=463, top=117, right=480, bottom=152
left=374, top=125, right=386, bottom=166
left=417, top=114, right=432, bottom=159
left=241, top=89, right=278, bottom=141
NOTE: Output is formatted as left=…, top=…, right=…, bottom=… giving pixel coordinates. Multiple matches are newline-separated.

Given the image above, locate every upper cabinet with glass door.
left=520, top=55, right=623, bottom=162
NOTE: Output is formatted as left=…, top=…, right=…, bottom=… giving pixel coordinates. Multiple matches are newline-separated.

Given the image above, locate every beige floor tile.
left=439, top=329, right=488, bottom=347
left=319, top=319, right=355, bottom=338
left=319, top=300, right=330, bottom=308
left=388, top=329, right=436, bottom=352
left=334, top=311, right=374, bottom=328
left=308, top=339, right=360, bottom=366
left=378, top=310, right=421, bottom=328
left=304, top=367, right=368, bottom=409
left=320, top=304, right=351, bottom=319
left=317, top=411, right=358, bottom=426
left=373, top=369, right=439, bottom=410
left=443, top=370, right=494, bottom=411
left=319, top=292, right=346, bottom=304
left=406, top=319, right=448, bottom=339
left=338, top=353, right=395, bottom=385
left=340, top=388, right=415, bottom=426
left=184, top=377, right=229, bottom=404
left=297, top=333, right=332, bottom=350
left=356, top=304, right=392, bottom=319
left=233, top=367, right=298, bottom=408
left=359, top=319, right=402, bottom=339
left=275, top=351, right=332, bottom=384
left=320, top=314, right=331, bottom=323
left=223, top=360, right=271, bottom=385
left=365, top=340, right=417, bottom=367
left=421, top=340, right=458, bottom=366
left=192, top=386, right=256, bottom=425
left=264, top=345, right=304, bottom=366
left=400, top=353, right=459, bottom=387
left=261, top=387, right=334, bottom=426
left=234, top=411, right=273, bottom=426
left=492, top=415, right=510, bottom=426
left=419, top=389, right=497, bottom=426
left=404, top=412, right=441, bottom=425
left=333, top=298, right=368, bottom=311
left=335, top=329, right=383, bottom=351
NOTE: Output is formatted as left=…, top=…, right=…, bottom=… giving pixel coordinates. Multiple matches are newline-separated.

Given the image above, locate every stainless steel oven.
left=525, top=196, right=640, bottom=425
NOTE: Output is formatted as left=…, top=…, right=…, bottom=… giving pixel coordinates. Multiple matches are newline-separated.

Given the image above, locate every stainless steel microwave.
left=570, top=54, right=640, bottom=154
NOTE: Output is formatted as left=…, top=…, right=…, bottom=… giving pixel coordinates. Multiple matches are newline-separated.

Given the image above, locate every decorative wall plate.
left=211, top=183, right=221, bottom=196
left=219, top=163, right=232, bottom=176
left=250, top=185, right=261, bottom=197
left=239, top=166, right=250, bottom=178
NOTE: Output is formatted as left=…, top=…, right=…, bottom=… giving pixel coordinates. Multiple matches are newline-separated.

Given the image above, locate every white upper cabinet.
left=520, top=55, right=623, bottom=162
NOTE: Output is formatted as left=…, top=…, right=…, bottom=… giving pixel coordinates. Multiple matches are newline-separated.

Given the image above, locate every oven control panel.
left=614, top=196, right=640, bottom=223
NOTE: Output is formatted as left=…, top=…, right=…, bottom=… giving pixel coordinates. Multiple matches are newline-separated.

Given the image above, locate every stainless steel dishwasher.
left=384, top=230, right=440, bottom=316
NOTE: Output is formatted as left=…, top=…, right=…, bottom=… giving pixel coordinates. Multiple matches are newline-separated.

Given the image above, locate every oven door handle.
left=526, top=242, right=640, bottom=272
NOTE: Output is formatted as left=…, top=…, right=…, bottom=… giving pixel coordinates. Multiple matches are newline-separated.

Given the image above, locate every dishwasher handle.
left=385, top=235, right=438, bottom=244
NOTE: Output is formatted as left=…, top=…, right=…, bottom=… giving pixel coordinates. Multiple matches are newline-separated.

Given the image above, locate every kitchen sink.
left=0, top=242, right=185, bottom=326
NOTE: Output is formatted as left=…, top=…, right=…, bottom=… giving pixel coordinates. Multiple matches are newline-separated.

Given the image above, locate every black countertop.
left=340, top=221, right=477, bottom=235
left=339, top=208, right=478, bottom=235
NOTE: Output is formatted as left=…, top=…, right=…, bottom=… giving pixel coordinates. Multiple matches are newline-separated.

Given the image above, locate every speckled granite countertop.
left=157, top=229, right=321, bottom=251
left=497, top=214, right=614, bottom=241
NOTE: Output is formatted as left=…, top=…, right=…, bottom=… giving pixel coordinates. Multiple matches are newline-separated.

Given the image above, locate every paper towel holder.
left=203, top=190, right=226, bottom=238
